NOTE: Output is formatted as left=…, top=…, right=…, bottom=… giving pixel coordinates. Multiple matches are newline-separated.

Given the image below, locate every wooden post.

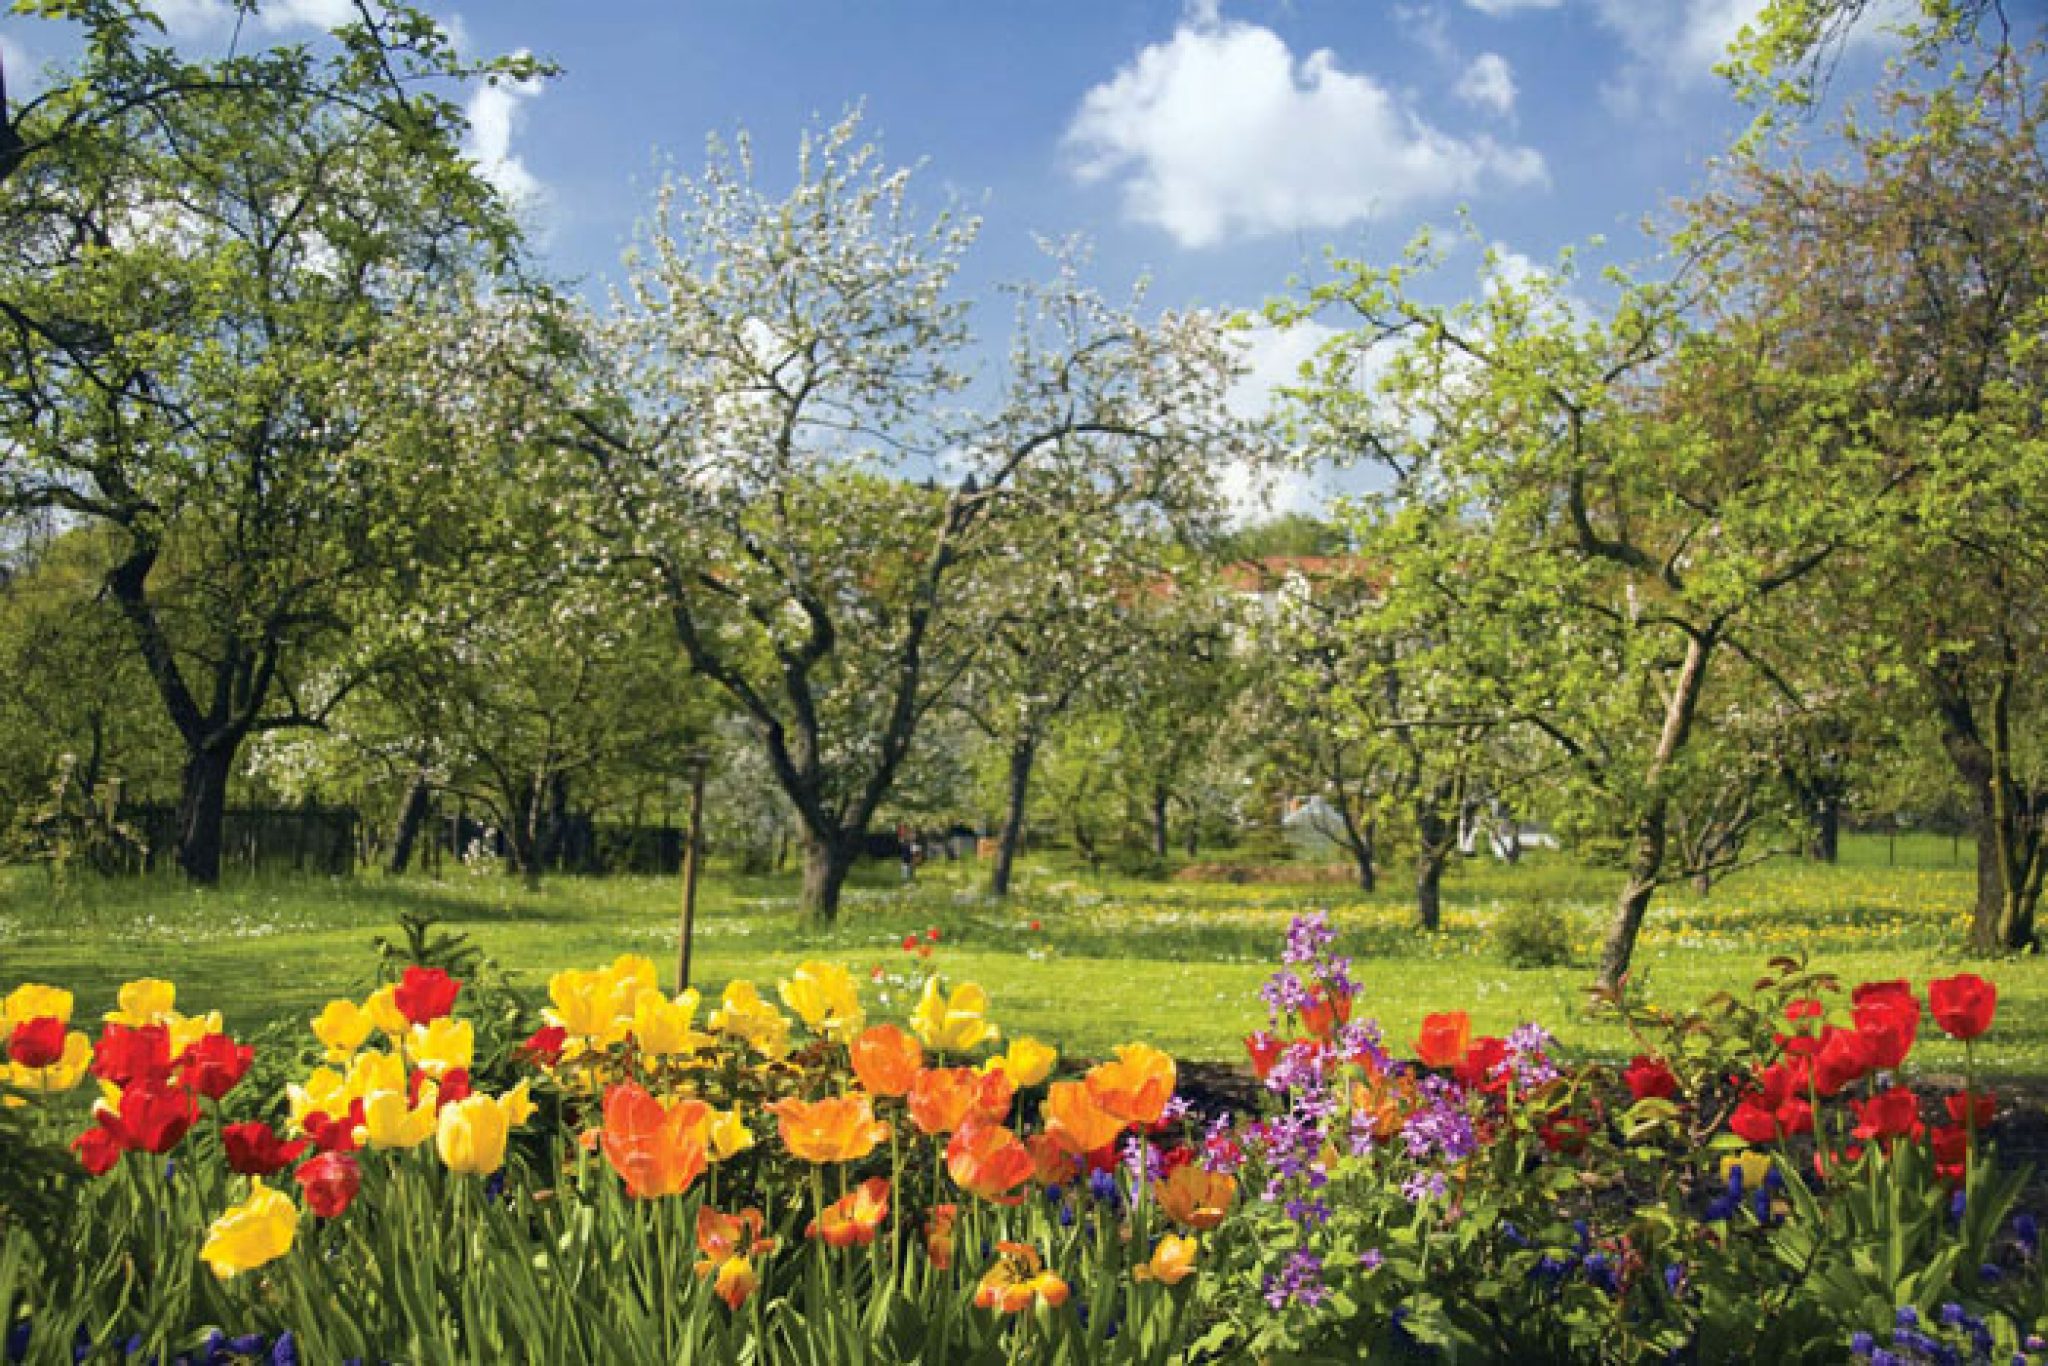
left=677, top=756, right=709, bottom=993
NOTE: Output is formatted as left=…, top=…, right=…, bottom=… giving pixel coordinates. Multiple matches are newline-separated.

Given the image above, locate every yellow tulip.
left=343, top=1050, right=408, bottom=1104
left=709, top=981, right=790, bottom=1059
left=984, top=1037, right=1057, bottom=1089
left=359, top=1085, right=438, bottom=1149
left=436, top=1090, right=523, bottom=1176
left=778, top=961, right=865, bottom=1040
left=705, top=1106, right=755, bottom=1162
left=364, top=984, right=409, bottom=1038
left=104, top=978, right=174, bottom=1026
left=165, top=1011, right=224, bottom=1063
left=911, top=978, right=998, bottom=1053
left=502, top=1079, right=537, bottom=1127
left=3, top=983, right=73, bottom=1029
left=201, top=1181, right=298, bottom=1279
left=406, top=1018, right=475, bottom=1078
left=312, top=1000, right=373, bottom=1061
left=631, top=988, right=714, bottom=1057
left=287, top=1068, right=349, bottom=1130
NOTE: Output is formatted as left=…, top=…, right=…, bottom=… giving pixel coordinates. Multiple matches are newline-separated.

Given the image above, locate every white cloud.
left=1589, top=0, right=1903, bottom=114
left=462, top=63, right=547, bottom=215
left=1463, top=0, right=1561, bottom=13
left=1455, top=53, right=1517, bottom=115
left=151, top=0, right=356, bottom=36
left=1066, top=15, right=1546, bottom=248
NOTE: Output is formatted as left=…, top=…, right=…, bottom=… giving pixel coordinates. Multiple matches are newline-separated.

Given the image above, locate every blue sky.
left=0, top=0, right=1936, bottom=508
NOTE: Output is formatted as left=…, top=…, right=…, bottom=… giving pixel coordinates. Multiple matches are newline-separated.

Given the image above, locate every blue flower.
left=1850, top=1332, right=1875, bottom=1358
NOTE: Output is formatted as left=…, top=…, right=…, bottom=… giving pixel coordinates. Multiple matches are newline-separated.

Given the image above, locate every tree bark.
left=386, top=768, right=432, bottom=875
left=176, top=745, right=235, bottom=884
left=989, top=737, right=1035, bottom=899
left=1415, top=796, right=1450, bottom=932
left=1931, top=663, right=2045, bottom=953
left=1150, top=785, right=1169, bottom=862
left=800, top=830, right=859, bottom=925
left=1598, top=629, right=1714, bottom=989
left=1352, top=821, right=1377, bottom=893
left=1806, top=796, right=1840, bottom=864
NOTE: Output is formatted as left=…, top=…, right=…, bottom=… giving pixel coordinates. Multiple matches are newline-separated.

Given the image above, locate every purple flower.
left=1401, top=1170, right=1449, bottom=1202
left=1360, top=1248, right=1384, bottom=1271
left=1263, top=1248, right=1328, bottom=1309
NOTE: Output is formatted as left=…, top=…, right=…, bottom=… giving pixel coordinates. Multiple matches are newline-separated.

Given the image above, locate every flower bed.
left=0, top=915, right=2041, bottom=1363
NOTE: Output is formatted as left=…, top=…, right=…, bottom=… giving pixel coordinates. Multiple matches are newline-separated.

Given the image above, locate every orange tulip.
left=1414, top=1012, right=1472, bottom=1070
left=768, top=1092, right=891, bottom=1164
left=908, top=1066, right=1012, bottom=1137
left=1134, top=1233, right=1198, bottom=1285
left=1084, top=1044, right=1176, bottom=1127
left=974, top=1242, right=1070, bottom=1314
left=925, top=1202, right=959, bottom=1269
left=1153, top=1164, right=1235, bottom=1231
left=809, top=1176, right=891, bottom=1247
left=850, top=1023, right=923, bottom=1098
left=694, top=1205, right=774, bottom=1309
left=599, top=1082, right=708, bottom=1199
left=1043, top=1079, right=1126, bottom=1157
left=946, top=1118, right=1034, bottom=1204
left=1027, top=1131, right=1082, bottom=1186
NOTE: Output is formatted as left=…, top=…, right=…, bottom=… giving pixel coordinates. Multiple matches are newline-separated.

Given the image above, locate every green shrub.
left=1495, top=900, right=1577, bottom=967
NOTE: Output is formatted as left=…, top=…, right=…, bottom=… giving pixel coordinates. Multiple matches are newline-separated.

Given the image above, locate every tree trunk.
left=1352, top=820, right=1377, bottom=893
left=1932, top=666, right=2045, bottom=953
left=990, top=738, right=1035, bottom=899
left=1806, top=796, right=1841, bottom=864
left=1599, top=801, right=1668, bottom=989
left=387, top=768, right=432, bottom=875
left=1598, top=631, right=1713, bottom=988
left=1416, top=850, right=1446, bottom=932
left=800, top=830, right=859, bottom=925
left=176, top=744, right=236, bottom=885
left=1150, top=785, right=1169, bottom=862
left=1415, top=799, right=1450, bottom=932
left=1184, top=812, right=1198, bottom=859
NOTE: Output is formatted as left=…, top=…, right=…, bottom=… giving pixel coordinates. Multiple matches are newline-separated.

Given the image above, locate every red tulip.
left=1850, top=1087, right=1924, bottom=1146
left=1851, top=980, right=1916, bottom=1010
left=72, top=1127, right=123, bottom=1176
left=110, top=1078, right=199, bottom=1154
left=303, top=1101, right=366, bottom=1153
left=1945, top=1090, right=1994, bottom=1129
left=1812, top=1027, right=1875, bottom=1097
left=93, top=1023, right=172, bottom=1088
left=393, top=966, right=461, bottom=1027
left=1456, top=1036, right=1510, bottom=1091
left=1928, top=975, right=1996, bottom=1040
left=174, top=1033, right=253, bottom=1101
left=6, top=1016, right=65, bottom=1069
left=1930, top=1124, right=1970, bottom=1185
left=518, top=1025, right=567, bottom=1066
left=223, top=1120, right=309, bottom=1176
left=1299, top=987, right=1353, bottom=1042
left=1244, top=1031, right=1284, bottom=1083
left=1413, top=1012, right=1471, bottom=1070
left=1622, top=1055, right=1679, bottom=1102
left=1852, top=995, right=1918, bottom=1072
left=297, top=1151, right=363, bottom=1217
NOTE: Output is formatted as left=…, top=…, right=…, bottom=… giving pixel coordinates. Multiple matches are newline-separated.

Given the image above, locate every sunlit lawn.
left=4, top=833, right=2041, bottom=1078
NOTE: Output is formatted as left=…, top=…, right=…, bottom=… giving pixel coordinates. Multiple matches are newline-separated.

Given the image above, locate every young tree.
left=526, top=114, right=1246, bottom=923
left=1276, top=236, right=1894, bottom=986
left=1693, top=52, right=2048, bottom=949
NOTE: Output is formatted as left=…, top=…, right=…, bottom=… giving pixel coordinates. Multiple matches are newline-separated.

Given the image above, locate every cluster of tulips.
left=513, top=953, right=1230, bottom=1312
left=3, top=932, right=2037, bottom=1362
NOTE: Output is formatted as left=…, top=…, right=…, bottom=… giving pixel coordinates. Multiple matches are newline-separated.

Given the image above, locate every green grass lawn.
left=4, top=833, right=2041, bottom=1080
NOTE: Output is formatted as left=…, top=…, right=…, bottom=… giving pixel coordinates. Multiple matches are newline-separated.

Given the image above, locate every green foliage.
left=1493, top=901, right=1577, bottom=969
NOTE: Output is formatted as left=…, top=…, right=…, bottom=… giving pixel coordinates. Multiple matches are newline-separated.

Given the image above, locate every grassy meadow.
left=3, top=833, right=2041, bottom=1079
